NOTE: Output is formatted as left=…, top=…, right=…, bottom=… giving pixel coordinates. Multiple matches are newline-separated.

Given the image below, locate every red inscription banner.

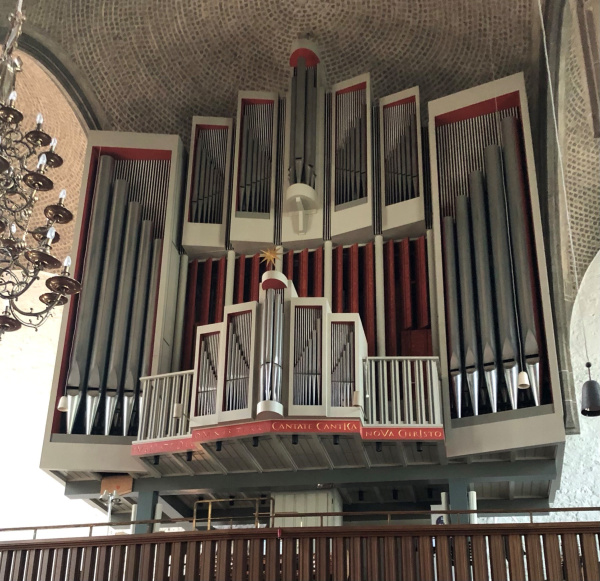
left=131, top=420, right=444, bottom=456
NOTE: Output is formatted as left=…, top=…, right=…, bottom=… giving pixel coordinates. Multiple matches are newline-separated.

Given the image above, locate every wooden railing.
left=1, top=521, right=599, bottom=580
left=363, top=357, right=443, bottom=426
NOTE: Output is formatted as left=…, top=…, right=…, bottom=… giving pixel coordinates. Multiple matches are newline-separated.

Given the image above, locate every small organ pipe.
left=140, top=238, right=163, bottom=378
left=443, top=216, right=464, bottom=418
left=123, top=220, right=154, bottom=436
left=172, top=254, right=189, bottom=372
left=455, top=196, right=480, bottom=415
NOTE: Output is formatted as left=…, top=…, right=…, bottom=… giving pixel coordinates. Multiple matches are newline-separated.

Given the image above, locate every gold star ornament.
left=260, top=246, right=281, bottom=271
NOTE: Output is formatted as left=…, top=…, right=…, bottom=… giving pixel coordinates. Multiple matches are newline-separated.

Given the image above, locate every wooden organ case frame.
left=182, top=116, right=233, bottom=258
left=379, top=86, right=426, bottom=239
left=428, top=73, right=565, bottom=458
left=330, top=73, right=373, bottom=245
left=230, top=91, right=279, bottom=254
left=41, top=131, right=185, bottom=474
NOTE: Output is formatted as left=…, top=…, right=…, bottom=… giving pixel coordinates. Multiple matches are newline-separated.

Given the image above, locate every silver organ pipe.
left=123, top=220, right=154, bottom=436
left=260, top=289, right=285, bottom=403
left=335, top=87, right=367, bottom=206
left=65, top=155, right=115, bottom=434
left=238, top=102, right=274, bottom=214
left=469, top=171, right=499, bottom=412
left=196, top=333, right=220, bottom=417
left=485, top=144, right=520, bottom=410
left=105, top=202, right=142, bottom=435
left=86, top=178, right=129, bottom=435
left=292, top=307, right=323, bottom=406
left=382, top=99, right=418, bottom=205
left=501, top=116, right=541, bottom=405
left=224, top=311, right=252, bottom=411
left=191, top=127, right=228, bottom=224
left=455, top=195, right=480, bottom=415
left=331, top=322, right=355, bottom=407
left=442, top=216, right=464, bottom=417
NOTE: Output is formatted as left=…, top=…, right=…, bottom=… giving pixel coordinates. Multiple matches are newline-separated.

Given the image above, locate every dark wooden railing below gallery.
left=1, top=520, right=600, bottom=581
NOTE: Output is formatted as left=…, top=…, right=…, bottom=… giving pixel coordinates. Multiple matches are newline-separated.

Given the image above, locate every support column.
left=324, top=240, right=333, bottom=306
left=448, top=479, right=470, bottom=525
left=374, top=234, right=386, bottom=356
left=134, top=490, right=158, bottom=534
left=225, top=249, right=236, bottom=307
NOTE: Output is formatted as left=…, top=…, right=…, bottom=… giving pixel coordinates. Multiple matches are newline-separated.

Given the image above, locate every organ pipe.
left=66, top=155, right=115, bottom=434
left=501, top=116, right=540, bottom=405
left=443, top=216, right=465, bottom=417
left=455, top=195, right=480, bottom=415
left=105, top=202, right=142, bottom=435
left=86, top=179, right=129, bottom=434
left=484, top=144, right=520, bottom=410
left=123, top=220, right=154, bottom=436
left=469, top=171, right=499, bottom=412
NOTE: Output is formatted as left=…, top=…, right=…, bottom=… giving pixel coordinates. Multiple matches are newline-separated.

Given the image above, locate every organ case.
left=428, top=73, right=565, bottom=457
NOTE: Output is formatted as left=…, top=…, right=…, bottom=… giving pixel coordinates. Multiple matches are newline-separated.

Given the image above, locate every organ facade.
left=41, top=41, right=566, bottom=520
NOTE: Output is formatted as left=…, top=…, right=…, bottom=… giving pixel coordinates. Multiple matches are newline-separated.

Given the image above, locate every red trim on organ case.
left=382, top=95, right=416, bottom=109
left=182, top=259, right=198, bottom=370
left=334, top=245, right=344, bottom=313
left=199, top=259, right=213, bottom=326
left=398, top=238, right=412, bottom=329
left=336, top=82, right=367, bottom=96
left=435, top=91, right=520, bottom=126
left=384, top=240, right=398, bottom=356
left=349, top=244, right=359, bottom=314
left=284, top=250, right=294, bottom=282
left=363, top=243, right=376, bottom=356
left=250, top=254, right=260, bottom=302
left=214, top=257, right=226, bottom=324
left=312, top=246, right=324, bottom=297
left=415, top=236, right=429, bottom=329
left=289, top=48, right=320, bottom=67
left=235, top=255, right=246, bottom=304
left=130, top=422, right=445, bottom=455
left=298, top=249, right=309, bottom=297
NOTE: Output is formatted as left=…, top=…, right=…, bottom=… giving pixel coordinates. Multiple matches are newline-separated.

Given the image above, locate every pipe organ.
left=190, top=271, right=366, bottom=428
left=429, top=74, right=563, bottom=455
left=45, top=42, right=564, bottom=468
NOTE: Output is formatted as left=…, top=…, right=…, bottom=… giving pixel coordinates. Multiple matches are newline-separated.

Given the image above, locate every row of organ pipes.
left=440, top=114, right=541, bottom=417
left=61, top=39, right=552, bottom=436
left=65, top=155, right=165, bottom=435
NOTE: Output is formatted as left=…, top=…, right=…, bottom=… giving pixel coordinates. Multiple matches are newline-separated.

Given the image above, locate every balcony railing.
left=363, top=357, right=442, bottom=426
left=137, top=370, right=194, bottom=441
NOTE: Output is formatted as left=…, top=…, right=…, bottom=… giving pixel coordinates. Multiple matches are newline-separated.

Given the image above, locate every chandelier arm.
left=9, top=294, right=61, bottom=320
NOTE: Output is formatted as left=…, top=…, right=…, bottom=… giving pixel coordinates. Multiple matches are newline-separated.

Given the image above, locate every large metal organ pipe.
left=468, top=171, right=499, bottom=412
left=86, top=179, right=128, bottom=434
left=66, top=155, right=115, bottom=434
left=501, top=116, right=541, bottom=405
left=260, top=288, right=284, bottom=404
left=485, top=144, right=521, bottom=411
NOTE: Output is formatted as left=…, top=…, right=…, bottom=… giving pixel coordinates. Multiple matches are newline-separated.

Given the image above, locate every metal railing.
left=363, top=356, right=442, bottom=426
left=137, top=370, right=194, bottom=441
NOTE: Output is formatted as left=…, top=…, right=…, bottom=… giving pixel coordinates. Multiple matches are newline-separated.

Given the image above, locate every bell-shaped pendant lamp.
left=581, top=362, right=600, bottom=417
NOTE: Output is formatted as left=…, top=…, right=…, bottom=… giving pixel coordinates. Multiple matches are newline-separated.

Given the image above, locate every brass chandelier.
left=0, top=2, right=80, bottom=340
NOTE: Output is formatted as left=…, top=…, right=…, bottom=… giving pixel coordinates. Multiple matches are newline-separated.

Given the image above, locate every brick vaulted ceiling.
left=3, top=0, right=539, bottom=143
